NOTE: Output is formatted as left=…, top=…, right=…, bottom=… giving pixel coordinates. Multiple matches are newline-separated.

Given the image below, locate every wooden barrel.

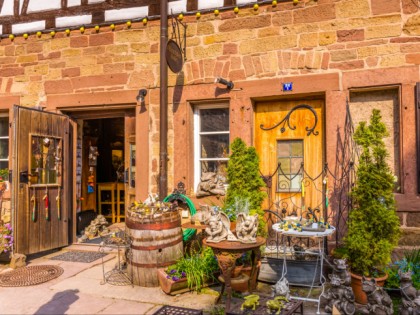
left=126, top=210, right=183, bottom=287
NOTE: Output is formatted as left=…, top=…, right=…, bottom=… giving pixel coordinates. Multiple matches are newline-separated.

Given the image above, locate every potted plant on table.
left=157, top=246, right=219, bottom=295
left=343, top=109, right=401, bottom=304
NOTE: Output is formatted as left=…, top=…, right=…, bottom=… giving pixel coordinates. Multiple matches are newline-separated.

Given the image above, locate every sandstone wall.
left=0, top=0, right=419, bottom=215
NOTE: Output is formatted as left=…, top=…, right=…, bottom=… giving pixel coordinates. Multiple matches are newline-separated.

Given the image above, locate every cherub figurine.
left=236, top=213, right=258, bottom=243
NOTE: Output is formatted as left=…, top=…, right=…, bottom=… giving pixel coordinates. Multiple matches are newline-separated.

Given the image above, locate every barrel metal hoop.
left=126, top=219, right=181, bottom=230
left=130, top=236, right=183, bottom=251
left=128, top=260, right=175, bottom=268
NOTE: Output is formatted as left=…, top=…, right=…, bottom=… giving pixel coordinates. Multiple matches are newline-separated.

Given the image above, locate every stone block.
left=337, top=29, right=364, bottom=42
left=357, top=46, right=377, bottom=58
left=197, top=22, right=214, bottom=35
left=399, top=227, right=420, bottom=246
left=403, top=14, right=420, bottom=36
left=219, top=15, right=271, bottom=32
left=402, top=0, right=419, bottom=14
left=239, top=35, right=296, bottom=55
left=272, top=11, right=293, bottom=26
left=371, top=0, right=401, bottom=15
left=62, top=67, right=80, bottom=78
left=131, top=42, right=150, bottom=53
left=293, top=3, right=336, bottom=23
left=106, top=44, right=129, bottom=54
left=51, top=38, right=70, bottom=51
left=380, top=55, right=405, bottom=67
left=330, top=49, right=357, bottom=62
left=83, top=46, right=105, bottom=56
left=299, top=33, right=318, bottom=48
left=319, top=32, right=337, bottom=46
left=115, top=30, right=145, bottom=43
left=335, top=0, right=370, bottom=18
left=2, top=67, right=25, bottom=77
left=26, top=43, right=44, bottom=54
left=10, top=253, right=26, bottom=269
left=62, top=49, right=82, bottom=57
left=330, top=60, right=364, bottom=70
left=406, top=53, right=420, bottom=64
left=223, top=43, right=238, bottom=55
left=45, top=79, right=73, bottom=94
left=89, top=32, right=114, bottom=46
left=366, top=24, right=402, bottom=39
left=407, top=212, right=420, bottom=227
left=193, top=44, right=222, bottom=59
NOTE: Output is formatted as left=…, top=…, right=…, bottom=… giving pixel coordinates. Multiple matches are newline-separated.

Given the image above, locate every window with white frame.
left=0, top=115, right=9, bottom=171
left=194, top=105, right=229, bottom=191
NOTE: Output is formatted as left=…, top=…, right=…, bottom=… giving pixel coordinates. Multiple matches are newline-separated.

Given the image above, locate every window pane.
left=0, top=117, right=8, bottom=137
left=277, top=142, right=290, bottom=157
left=0, top=161, right=8, bottom=170
left=200, top=108, right=229, bottom=132
left=201, top=134, right=229, bottom=158
left=278, top=158, right=290, bottom=173
left=201, top=160, right=228, bottom=182
left=278, top=175, right=291, bottom=190
left=0, top=139, right=8, bottom=159
left=291, top=141, right=303, bottom=156
left=291, top=175, right=302, bottom=190
left=291, top=158, right=303, bottom=173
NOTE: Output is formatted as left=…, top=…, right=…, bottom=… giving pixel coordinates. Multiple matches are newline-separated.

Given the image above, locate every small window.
left=277, top=140, right=303, bottom=192
left=194, top=105, right=229, bottom=191
left=0, top=116, right=9, bottom=171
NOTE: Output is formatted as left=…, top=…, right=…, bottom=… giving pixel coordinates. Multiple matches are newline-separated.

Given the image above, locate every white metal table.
left=272, top=223, right=336, bottom=314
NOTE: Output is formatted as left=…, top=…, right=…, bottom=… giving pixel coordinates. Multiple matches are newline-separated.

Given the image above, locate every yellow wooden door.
left=255, top=100, right=324, bottom=219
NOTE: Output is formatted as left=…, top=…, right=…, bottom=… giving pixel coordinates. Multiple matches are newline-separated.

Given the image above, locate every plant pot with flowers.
left=343, top=109, right=401, bottom=305
left=157, top=246, right=219, bottom=295
left=0, top=221, right=13, bottom=262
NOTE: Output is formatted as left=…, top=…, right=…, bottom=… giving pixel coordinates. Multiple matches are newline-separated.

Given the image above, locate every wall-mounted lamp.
left=215, top=77, right=234, bottom=90
left=136, top=89, right=147, bottom=103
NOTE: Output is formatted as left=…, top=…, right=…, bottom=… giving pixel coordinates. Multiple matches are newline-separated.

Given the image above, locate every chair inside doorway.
left=79, top=117, right=126, bottom=224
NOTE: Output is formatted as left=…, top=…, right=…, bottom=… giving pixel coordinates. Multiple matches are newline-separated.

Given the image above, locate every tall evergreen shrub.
left=224, top=137, right=266, bottom=235
left=344, top=109, right=400, bottom=276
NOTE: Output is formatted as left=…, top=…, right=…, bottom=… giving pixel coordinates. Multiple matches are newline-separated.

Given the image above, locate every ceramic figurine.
left=272, top=277, right=290, bottom=300
left=359, top=277, right=393, bottom=315
left=236, top=213, right=258, bottom=243
left=205, top=211, right=230, bottom=243
left=240, top=294, right=260, bottom=311
left=266, top=296, right=287, bottom=315
left=322, top=274, right=355, bottom=315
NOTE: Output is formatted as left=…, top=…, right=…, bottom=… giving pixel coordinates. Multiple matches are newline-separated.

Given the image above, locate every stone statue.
left=272, top=277, right=290, bottom=300
left=322, top=259, right=355, bottom=315
left=205, top=212, right=229, bottom=243
left=196, top=172, right=226, bottom=197
left=235, top=213, right=258, bottom=243
left=399, top=269, right=420, bottom=315
left=359, top=277, right=393, bottom=315
left=191, top=204, right=211, bottom=225
left=322, top=274, right=355, bottom=315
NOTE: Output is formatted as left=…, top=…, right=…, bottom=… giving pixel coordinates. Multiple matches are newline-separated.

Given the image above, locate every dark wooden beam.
left=186, top=0, right=197, bottom=11
left=416, top=82, right=420, bottom=194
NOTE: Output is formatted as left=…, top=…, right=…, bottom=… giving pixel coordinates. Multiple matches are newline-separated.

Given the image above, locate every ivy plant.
left=344, top=109, right=401, bottom=277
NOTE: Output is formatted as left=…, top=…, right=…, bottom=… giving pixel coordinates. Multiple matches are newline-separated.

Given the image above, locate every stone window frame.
left=349, top=85, right=403, bottom=194
left=0, top=112, right=9, bottom=171
left=193, top=102, right=230, bottom=193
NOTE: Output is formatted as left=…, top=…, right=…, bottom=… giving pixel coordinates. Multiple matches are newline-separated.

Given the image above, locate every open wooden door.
left=11, top=105, right=73, bottom=255
left=255, top=100, right=324, bottom=218
left=124, top=115, right=136, bottom=215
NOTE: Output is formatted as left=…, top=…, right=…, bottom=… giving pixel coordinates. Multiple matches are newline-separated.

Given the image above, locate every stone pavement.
left=0, top=244, right=325, bottom=315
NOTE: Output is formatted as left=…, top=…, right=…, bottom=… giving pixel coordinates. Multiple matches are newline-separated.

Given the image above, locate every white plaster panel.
left=27, top=0, right=61, bottom=13
left=197, top=0, right=224, bottom=10
left=168, top=0, right=187, bottom=14
left=56, top=15, right=92, bottom=28
left=68, top=0, right=82, bottom=7
left=12, top=20, right=46, bottom=34
left=0, top=0, right=14, bottom=16
left=236, top=0, right=255, bottom=4
left=104, top=7, right=149, bottom=22
left=88, top=0, right=105, bottom=3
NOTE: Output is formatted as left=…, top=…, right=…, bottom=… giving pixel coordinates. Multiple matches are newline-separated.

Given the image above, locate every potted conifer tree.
left=344, top=109, right=401, bottom=304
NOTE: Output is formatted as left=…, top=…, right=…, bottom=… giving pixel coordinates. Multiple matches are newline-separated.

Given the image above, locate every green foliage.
left=223, top=138, right=266, bottom=235
left=344, top=110, right=401, bottom=277
left=385, top=248, right=420, bottom=290
left=0, top=168, right=8, bottom=181
left=166, top=246, right=219, bottom=292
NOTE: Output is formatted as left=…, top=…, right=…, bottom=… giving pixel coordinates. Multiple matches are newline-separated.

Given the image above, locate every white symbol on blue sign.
left=283, top=82, right=293, bottom=91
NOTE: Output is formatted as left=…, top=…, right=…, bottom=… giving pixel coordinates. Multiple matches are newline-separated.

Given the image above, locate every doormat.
left=0, top=265, right=64, bottom=287
left=50, top=250, right=107, bottom=263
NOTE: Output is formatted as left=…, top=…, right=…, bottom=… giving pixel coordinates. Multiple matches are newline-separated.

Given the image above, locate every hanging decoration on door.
left=31, top=188, right=36, bottom=222
left=259, top=104, right=319, bottom=136
left=87, top=167, right=95, bottom=194
left=88, top=146, right=99, bottom=166
left=56, top=187, right=61, bottom=221
left=43, top=187, right=49, bottom=221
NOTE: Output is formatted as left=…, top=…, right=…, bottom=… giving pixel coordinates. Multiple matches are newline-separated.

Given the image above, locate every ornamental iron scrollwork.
left=260, top=104, right=319, bottom=136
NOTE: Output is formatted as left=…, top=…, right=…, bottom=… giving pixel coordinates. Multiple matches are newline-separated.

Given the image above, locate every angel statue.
left=205, top=211, right=238, bottom=243
left=236, top=213, right=259, bottom=243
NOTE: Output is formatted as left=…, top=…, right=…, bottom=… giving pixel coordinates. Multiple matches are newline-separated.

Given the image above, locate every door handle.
left=20, top=170, right=29, bottom=183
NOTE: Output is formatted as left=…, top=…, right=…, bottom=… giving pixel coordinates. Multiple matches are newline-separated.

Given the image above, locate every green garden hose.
left=163, top=194, right=197, bottom=241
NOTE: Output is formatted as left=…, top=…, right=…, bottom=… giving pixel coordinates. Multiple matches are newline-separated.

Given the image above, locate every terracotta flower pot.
left=231, top=264, right=244, bottom=278
left=157, top=268, right=188, bottom=295
left=350, top=272, right=388, bottom=305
